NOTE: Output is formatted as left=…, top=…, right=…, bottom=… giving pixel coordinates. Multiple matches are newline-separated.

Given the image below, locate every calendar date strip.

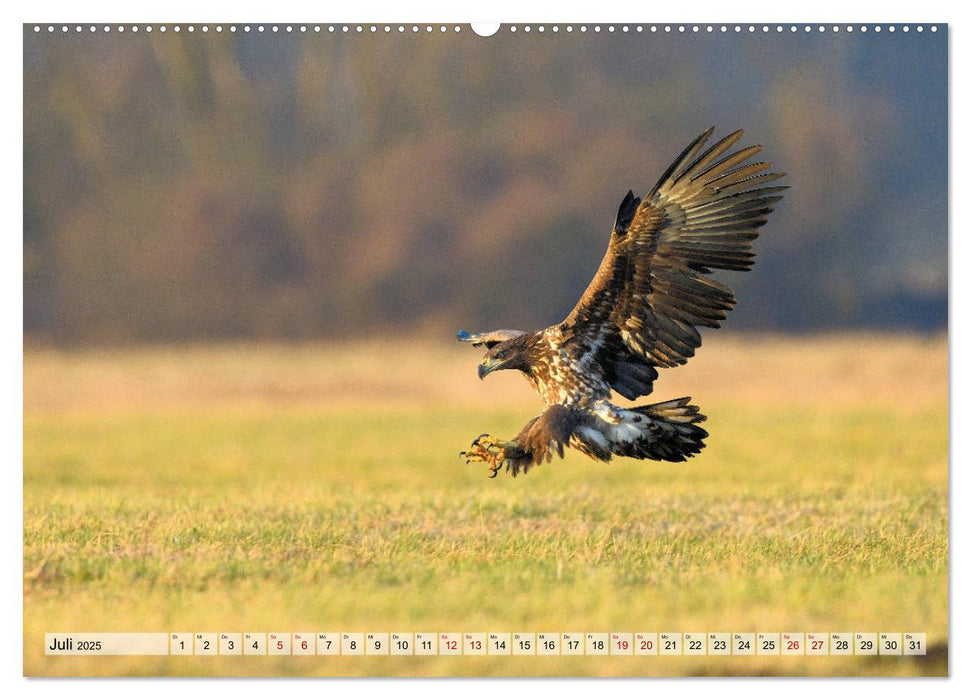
left=45, top=631, right=928, bottom=657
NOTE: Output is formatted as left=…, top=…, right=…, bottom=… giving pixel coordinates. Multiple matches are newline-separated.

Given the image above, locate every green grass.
left=24, top=365, right=948, bottom=677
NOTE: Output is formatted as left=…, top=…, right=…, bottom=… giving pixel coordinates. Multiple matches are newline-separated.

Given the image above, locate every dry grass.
left=24, top=332, right=947, bottom=413
left=23, top=333, right=948, bottom=676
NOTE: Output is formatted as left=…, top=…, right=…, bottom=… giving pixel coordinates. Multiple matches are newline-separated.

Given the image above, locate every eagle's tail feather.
left=629, top=397, right=708, bottom=462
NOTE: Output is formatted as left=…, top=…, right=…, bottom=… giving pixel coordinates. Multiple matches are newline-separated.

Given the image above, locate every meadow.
left=23, top=334, right=948, bottom=676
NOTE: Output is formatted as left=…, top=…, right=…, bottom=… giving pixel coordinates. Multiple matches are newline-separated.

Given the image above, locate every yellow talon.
left=461, top=434, right=523, bottom=477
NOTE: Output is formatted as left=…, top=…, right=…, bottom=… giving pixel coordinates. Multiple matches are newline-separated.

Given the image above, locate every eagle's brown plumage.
left=459, top=127, right=785, bottom=477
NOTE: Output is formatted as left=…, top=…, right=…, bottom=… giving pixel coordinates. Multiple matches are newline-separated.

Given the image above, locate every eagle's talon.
left=461, top=434, right=522, bottom=477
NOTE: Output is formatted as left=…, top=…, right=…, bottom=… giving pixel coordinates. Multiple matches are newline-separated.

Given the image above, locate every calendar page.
left=22, top=18, right=948, bottom=678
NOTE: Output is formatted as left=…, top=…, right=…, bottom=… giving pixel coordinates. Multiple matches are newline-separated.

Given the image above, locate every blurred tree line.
left=23, top=26, right=947, bottom=345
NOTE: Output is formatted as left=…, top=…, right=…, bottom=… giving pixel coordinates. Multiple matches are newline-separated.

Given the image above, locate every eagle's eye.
left=495, top=351, right=505, bottom=360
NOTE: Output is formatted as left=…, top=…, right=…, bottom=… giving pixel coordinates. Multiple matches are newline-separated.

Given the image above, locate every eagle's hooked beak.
left=478, top=357, right=504, bottom=380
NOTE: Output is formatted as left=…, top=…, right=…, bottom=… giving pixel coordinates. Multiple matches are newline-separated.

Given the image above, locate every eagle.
left=458, top=127, right=785, bottom=477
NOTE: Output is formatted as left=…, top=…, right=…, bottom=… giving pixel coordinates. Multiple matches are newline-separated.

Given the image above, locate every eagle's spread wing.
left=561, top=127, right=785, bottom=391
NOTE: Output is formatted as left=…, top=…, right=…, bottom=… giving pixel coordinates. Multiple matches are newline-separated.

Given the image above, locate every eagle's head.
left=456, top=328, right=531, bottom=380
left=476, top=334, right=532, bottom=380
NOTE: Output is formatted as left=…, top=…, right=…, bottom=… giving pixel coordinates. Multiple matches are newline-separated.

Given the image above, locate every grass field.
left=23, top=334, right=948, bottom=676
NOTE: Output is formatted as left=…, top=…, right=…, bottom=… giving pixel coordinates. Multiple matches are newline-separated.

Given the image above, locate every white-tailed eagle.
left=458, top=127, right=785, bottom=477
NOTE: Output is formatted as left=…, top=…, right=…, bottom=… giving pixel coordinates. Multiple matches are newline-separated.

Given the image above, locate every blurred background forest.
left=23, top=25, right=947, bottom=345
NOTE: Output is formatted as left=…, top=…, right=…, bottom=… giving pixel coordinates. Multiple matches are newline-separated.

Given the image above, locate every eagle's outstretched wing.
left=561, top=127, right=785, bottom=394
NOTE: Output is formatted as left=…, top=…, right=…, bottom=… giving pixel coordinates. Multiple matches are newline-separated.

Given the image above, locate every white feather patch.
left=575, top=425, right=610, bottom=451
left=609, top=422, right=644, bottom=444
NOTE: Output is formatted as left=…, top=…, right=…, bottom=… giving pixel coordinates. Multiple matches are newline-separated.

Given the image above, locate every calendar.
left=22, top=15, right=949, bottom=680
left=45, top=631, right=929, bottom=657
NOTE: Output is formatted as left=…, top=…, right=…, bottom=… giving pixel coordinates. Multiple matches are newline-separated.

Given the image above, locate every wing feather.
left=562, top=128, right=785, bottom=383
